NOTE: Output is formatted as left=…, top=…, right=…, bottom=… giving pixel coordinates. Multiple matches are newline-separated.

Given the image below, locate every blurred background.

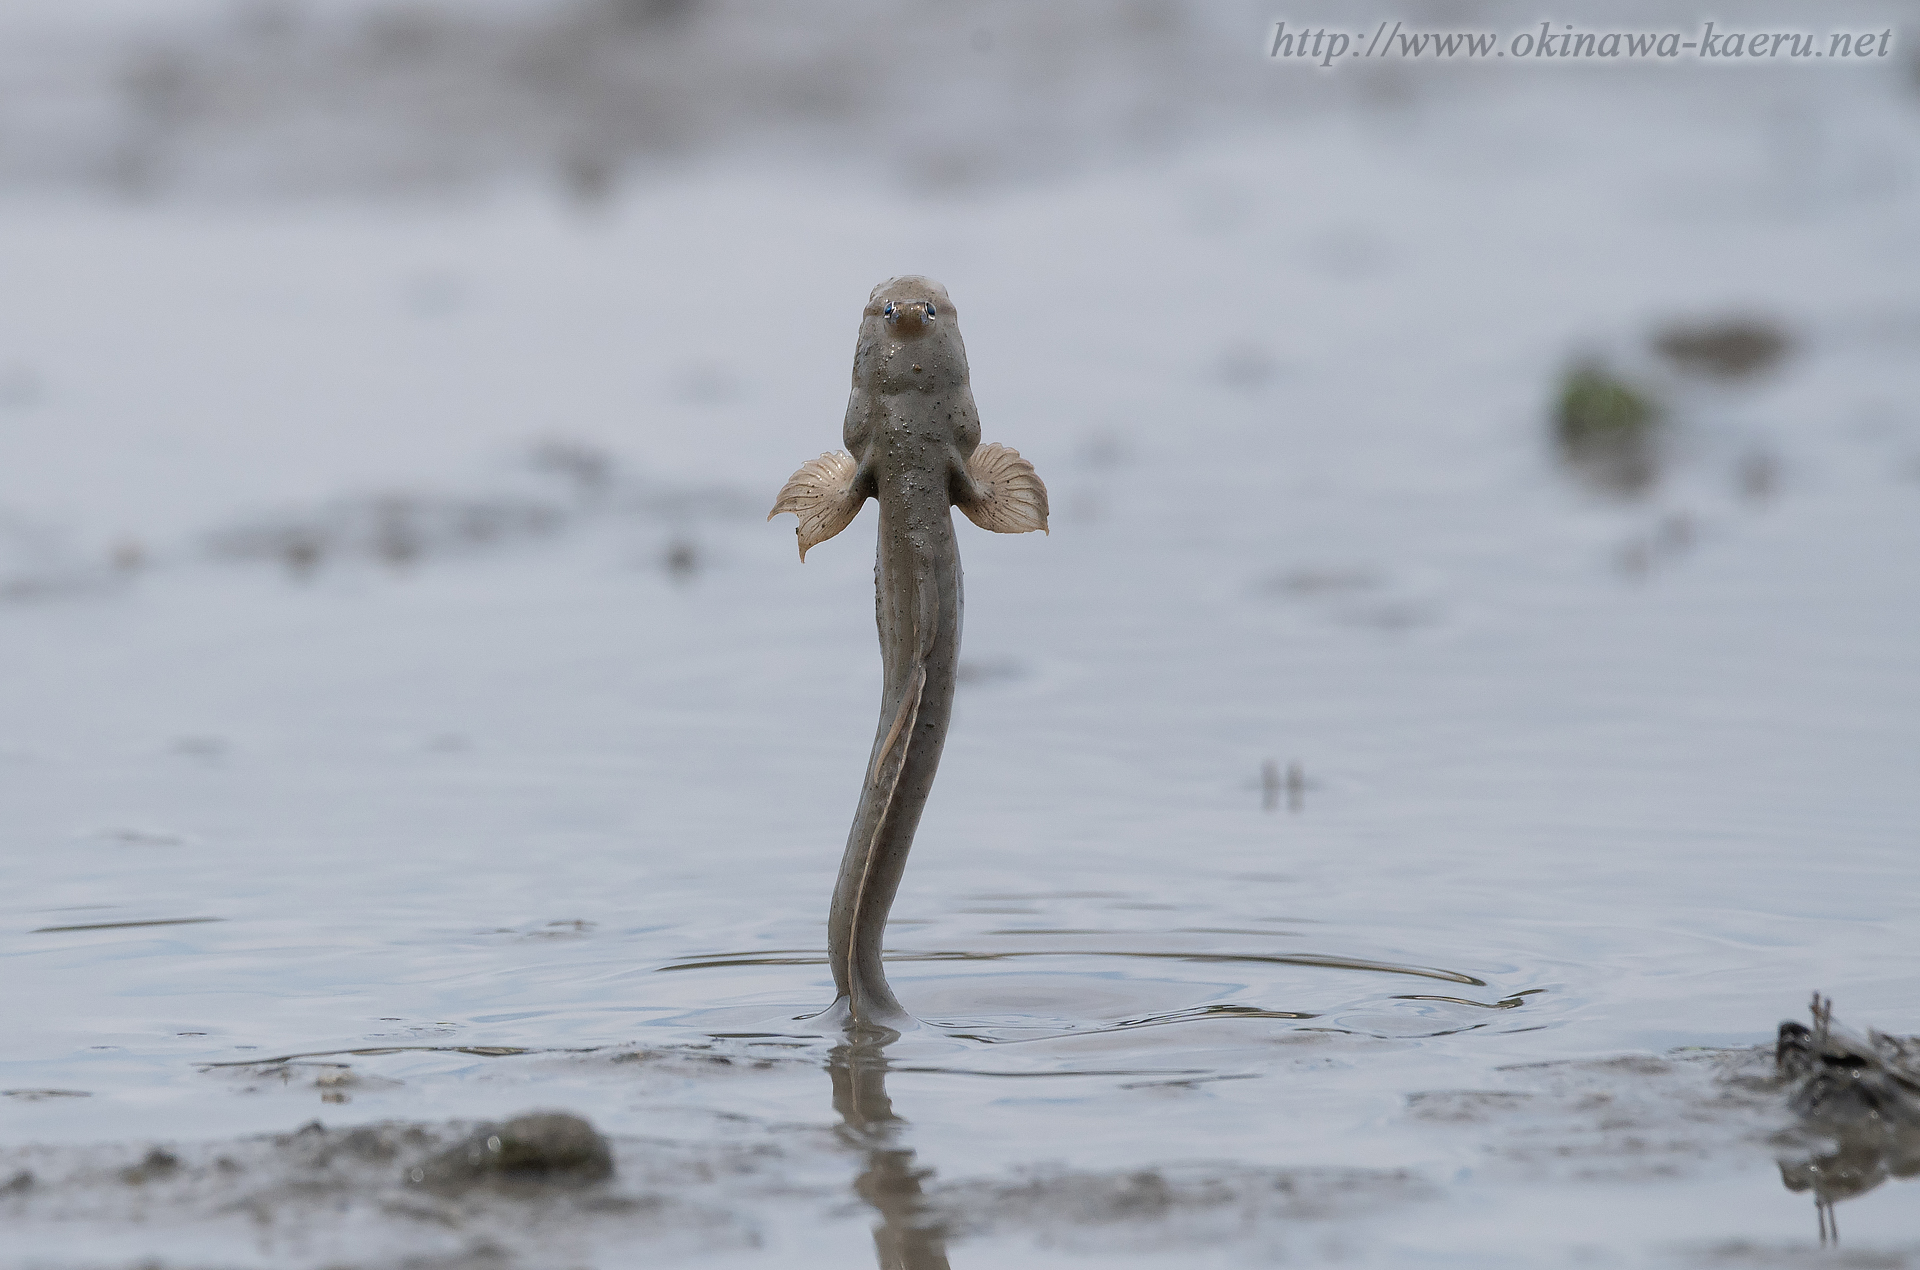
left=0, top=0, right=1915, bottom=572
left=3, top=0, right=1920, bottom=1262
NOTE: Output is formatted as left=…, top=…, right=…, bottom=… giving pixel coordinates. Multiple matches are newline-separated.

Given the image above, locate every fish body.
left=771, top=276, right=1047, bottom=1029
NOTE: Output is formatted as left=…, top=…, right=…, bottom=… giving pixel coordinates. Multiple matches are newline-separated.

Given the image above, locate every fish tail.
left=846, top=661, right=925, bottom=1021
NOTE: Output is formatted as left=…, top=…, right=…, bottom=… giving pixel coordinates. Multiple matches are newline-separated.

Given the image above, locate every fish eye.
left=924, top=303, right=937, bottom=318
left=883, top=301, right=894, bottom=317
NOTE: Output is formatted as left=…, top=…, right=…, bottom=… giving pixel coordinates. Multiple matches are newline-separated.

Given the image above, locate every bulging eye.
left=924, top=303, right=937, bottom=318
left=883, top=302, right=895, bottom=317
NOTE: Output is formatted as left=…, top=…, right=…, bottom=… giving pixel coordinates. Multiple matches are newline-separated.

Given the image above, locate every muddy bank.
left=9, top=1031, right=1916, bottom=1268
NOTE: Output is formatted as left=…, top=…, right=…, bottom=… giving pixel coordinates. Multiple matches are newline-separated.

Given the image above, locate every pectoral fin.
left=769, top=450, right=863, bottom=561
left=958, top=443, right=1049, bottom=535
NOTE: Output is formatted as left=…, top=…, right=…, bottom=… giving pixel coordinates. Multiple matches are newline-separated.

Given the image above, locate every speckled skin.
left=829, top=276, right=980, bottom=1028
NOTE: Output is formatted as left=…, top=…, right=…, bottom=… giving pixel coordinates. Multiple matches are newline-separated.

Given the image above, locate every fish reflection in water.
left=830, top=1040, right=953, bottom=1270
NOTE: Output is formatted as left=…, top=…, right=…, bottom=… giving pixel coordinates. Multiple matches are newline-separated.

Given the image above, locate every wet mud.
left=8, top=1009, right=1918, bottom=1268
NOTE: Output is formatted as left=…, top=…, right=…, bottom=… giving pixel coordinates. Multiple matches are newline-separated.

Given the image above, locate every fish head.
left=849, top=276, right=979, bottom=464
left=867, top=274, right=953, bottom=342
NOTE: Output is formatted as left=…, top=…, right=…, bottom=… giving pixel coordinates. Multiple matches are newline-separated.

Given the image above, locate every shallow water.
left=4, top=41, right=1920, bottom=1266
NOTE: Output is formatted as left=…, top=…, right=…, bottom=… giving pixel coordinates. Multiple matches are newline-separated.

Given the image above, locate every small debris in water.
left=1260, top=759, right=1306, bottom=813
left=1653, top=316, right=1792, bottom=379
left=1260, top=566, right=1381, bottom=598
left=208, top=491, right=568, bottom=577
left=536, top=918, right=595, bottom=937
left=313, top=1065, right=355, bottom=1104
left=664, top=538, right=699, bottom=580
left=281, top=531, right=322, bottom=577
left=1613, top=509, right=1703, bottom=581
left=495, top=918, right=597, bottom=940
left=95, top=826, right=187, bottom=846
left=1553, top=360, right=1663, bottom=497
left=31, top=916, right=222, bottom=934
left=528, top=438, right=615, bottom=497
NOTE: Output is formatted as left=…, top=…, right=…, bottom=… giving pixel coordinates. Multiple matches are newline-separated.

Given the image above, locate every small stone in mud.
left=409, top=1112, right=613, bottom=1194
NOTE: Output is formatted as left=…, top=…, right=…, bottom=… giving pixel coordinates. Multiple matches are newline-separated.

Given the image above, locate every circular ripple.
left=654, top=946, right=1544, bottom=1044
